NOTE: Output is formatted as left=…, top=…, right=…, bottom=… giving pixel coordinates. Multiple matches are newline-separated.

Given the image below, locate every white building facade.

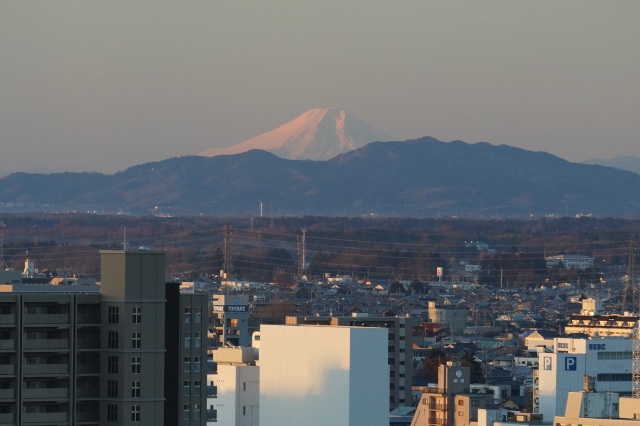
left=536, top=337, right=632, bottom=420
left=259, top=324, right=389, bottom=426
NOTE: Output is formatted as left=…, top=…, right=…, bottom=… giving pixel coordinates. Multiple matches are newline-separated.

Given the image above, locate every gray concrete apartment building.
left=0, top=249, right=208, bottom=426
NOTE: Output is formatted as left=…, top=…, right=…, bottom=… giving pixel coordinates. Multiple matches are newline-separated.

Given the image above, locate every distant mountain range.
left=199, top=108, right=391, bottom=160
left=1, top=137, right=640, bottom=218
left=582, top=155, right=640, bottom=175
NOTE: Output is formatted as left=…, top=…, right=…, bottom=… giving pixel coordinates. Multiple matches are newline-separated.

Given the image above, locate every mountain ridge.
left=2, top=137, right=640, bottom=218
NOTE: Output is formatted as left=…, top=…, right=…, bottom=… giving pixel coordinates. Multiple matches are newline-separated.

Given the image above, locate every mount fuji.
left=199, top=108, right=392, bottom=160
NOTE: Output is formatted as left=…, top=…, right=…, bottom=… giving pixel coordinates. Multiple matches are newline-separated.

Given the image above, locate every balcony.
left=0, top=340, right=15, bottom=350
left=76, top=314, right=100, bottom=325
left=23, top=339, right=69, bottom=350
left=0, top=413, right=15, bottom=423
left=0, top=365, right=15, bottom=375
left=207, top=386, right=217, bottom=397
left=76, top=387, right=100, bottom=399
left=429, top=403, right=446, bottom=410
left=23, top=364, right=69, bottom=375
left=206, top=409, right=217, bottom=421
left=75, top=410, right=99, bottom=422
left=76, top=362, right=99, bottom=375
left=77, top=338, right=100, bottom=350
left=23, top=387, right=69, bottom=399
left=0, top=314, right=16, bottom=325
left=22, top=411, right=68, bottom=423
left=23, top=314, right=69, bottom=325
left=0, top=388, right=15, bottom=399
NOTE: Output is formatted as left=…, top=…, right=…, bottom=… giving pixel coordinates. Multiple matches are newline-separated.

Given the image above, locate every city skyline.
left=1, top=2, right=639, bottom=175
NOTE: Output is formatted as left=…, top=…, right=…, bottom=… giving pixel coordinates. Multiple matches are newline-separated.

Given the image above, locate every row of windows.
left=107, top=331, right=142, bottom=349
left=597, top=351, right=632, bottom=360
left=108, top=306, right=142, bottom=324
left=107, top=380, right=141, bottom=398
left=184, top=332, right=202, bottom=348
left=597, top=373, right=632, bottom=382
left=183, top=356, right=202, bottom=372
left=184, top=307, right=202, bottom=323
left=107, top=356, right=141, bottom=374
left=106, top=405, right=140, bottom=423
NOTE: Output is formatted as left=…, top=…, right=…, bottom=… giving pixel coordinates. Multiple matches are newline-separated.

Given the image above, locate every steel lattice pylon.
left=633, top=320, right=640, bottom=399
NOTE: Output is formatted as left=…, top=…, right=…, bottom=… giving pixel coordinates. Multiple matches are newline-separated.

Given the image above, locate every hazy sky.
left=1, top=1, right=639, bottom=175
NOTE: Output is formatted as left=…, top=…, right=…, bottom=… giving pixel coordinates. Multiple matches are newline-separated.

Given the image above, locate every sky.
left=1, top=1, right=639, bottom=175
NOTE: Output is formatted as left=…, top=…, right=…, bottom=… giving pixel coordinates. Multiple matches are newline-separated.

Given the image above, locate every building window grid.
left=131, top=405, right=140, bottom=422
left=132, top=380, right=140, bottom=398
left=108, top=331, right=118, bottom=349
left=107, top=380, right=118, bottom=398
left=132, top=306, right=141, bottom=324
left=107, top=404, right=118, bottom=422
left=107, top=356, right=118, bottom=374
left=132, top=332, right=141, bottom=349
left=108, top=306, right=119, bottom=324
left=132, top=356, right=141, bottom=374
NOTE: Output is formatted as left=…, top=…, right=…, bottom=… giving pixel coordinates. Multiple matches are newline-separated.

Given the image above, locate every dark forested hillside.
left=0, top=213, right=637, bottom=287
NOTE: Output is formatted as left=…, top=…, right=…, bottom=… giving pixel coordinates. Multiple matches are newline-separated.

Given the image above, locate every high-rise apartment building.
left=0, top=249, right=207, bottom=426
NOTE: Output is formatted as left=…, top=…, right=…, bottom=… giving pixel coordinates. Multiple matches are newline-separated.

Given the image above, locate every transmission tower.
left=625, top=235, right=637, bottom=313
left=223, top=221, right=232, bottom=281
left=0, top=220, right=7, bottom=270
left=630, top=233, right=640, bottom=399
left=297, top=228, right=307, bottom=279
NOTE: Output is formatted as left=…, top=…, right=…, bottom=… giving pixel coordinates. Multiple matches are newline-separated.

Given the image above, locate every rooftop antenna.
left=122, top=227, right=129, bottom=251
left=0, top=220, right=7, bottom=270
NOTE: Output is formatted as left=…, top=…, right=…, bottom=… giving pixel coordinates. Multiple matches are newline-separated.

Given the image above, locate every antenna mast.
left=297, top=228, right=307, bottom=279
left=631, top=234, right=640, bottom=399
left=223, top=221, right=232, bottom=281
left=0, top=220, right=7, bottom=270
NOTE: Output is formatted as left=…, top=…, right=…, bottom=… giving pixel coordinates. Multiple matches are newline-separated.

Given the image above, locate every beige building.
left=411, top=361, right=490, bottom=426
left=553, top=390, right=640, bottom=425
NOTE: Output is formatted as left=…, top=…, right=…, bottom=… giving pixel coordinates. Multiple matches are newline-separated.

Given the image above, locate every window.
left=132, top=381, right=140, bottom=398
left=471, top=400, right=480, bottom=407
left=184, top=332, right=191, bottom=348
left=226, top=318, right=238, bottom=328
left=195, top=307, right=202, bottom=323
left=108, top=331, right=118, bottom=349
left=132, top=356, right=141, bottom=374
left=184, top=380, right=191, bottom=396
left=194, top=332, right=201, bottom=348
left=243, top=406, right=246, bottom=416
left=194, top=356, right=201, bottom=372
left=194, top=380, right=201, bottom=396
left=132, top=306, right=141, bottom=324
left=131, top=405, right=140, bottom=422
left=132, top=332, right=141, bottom=349
left=108, top=306, right=119, bottom=324
left=183, top=404, right=191, bottom=420
left=107, top=380, right=118, bottom=398
left=107, top=356, right=118, bottom=374
left=458, top=400, right=464, bottom=406
left=184, top=307, right=191, bottom=323
left=107, top=404, right=118, bottom=422
left=194, top=404, right=201, bottom=419
left=184, top=356, right=191, bottom=372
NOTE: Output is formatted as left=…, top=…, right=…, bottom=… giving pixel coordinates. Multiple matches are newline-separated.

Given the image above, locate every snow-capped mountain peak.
left=199, top=108, right=392, bottom=160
